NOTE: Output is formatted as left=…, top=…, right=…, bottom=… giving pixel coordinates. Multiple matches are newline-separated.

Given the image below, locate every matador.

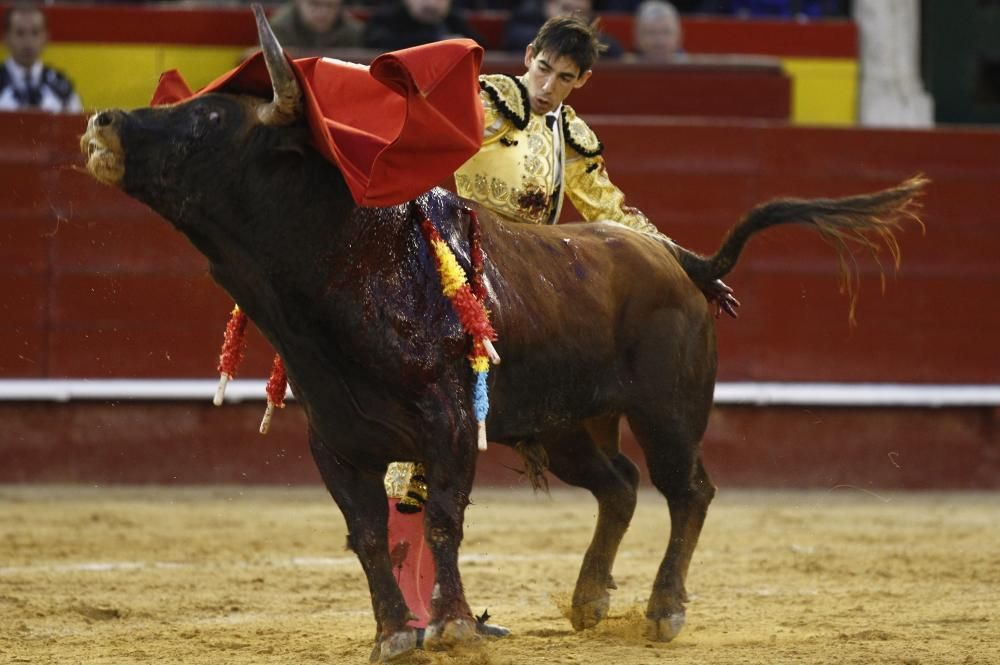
left=384, top=14, right=739, bottom=639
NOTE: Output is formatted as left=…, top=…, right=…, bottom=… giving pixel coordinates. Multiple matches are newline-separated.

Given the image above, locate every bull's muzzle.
left=81, top=110, right=127, bottom=186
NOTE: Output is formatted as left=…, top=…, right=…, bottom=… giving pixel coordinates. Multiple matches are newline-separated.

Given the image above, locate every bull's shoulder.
left=480, top=74, right=529, bottom=131
left=561, top=105, right=604, bottom=158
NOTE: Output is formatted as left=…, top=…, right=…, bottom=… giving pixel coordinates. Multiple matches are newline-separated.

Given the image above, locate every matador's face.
left=522, top=46, right=592, bottom=116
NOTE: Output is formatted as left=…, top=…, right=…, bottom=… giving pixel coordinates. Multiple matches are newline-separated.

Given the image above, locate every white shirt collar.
left=5, top=58, right=43, bottom=87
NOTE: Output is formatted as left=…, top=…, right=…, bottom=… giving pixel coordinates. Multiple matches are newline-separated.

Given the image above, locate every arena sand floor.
left=1, top=485, right=996, bottom=664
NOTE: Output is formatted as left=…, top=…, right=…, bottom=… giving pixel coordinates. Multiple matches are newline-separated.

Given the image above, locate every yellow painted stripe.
left=2, top=43, right=245, bottom=111
left=5, top=44, right=857, bottom=126
left=781, top=57, right=858, bottom=126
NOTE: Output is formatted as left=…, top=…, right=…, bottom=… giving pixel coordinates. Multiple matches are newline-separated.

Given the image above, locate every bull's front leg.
left=307, top=429, right=417, bottom=661
left=420, top=389, right=480, bottom=650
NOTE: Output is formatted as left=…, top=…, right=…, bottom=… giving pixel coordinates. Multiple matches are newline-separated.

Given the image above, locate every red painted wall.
left=590, top=119, right=999, bottom=384
left=3, top=113, right=998, bottom=487
left=3, top=402, right=997, bottom=489
left=482, top=57, right=791, bottom=119
left=4, top=114, right=996, bottom=384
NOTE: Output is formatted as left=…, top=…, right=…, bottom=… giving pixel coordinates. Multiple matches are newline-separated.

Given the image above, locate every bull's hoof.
left=423, top=618, right=481, bottom=650
left=644, top=611, right=686, bottom=642
left=476, top=621, right=511, bottom=639
left=570, top=593, right=610, bottom=631
left=369, top=629, right=418, bottom=662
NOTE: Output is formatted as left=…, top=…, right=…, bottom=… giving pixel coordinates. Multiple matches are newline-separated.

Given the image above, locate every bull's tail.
left=679, top=175, right=927, bottom=322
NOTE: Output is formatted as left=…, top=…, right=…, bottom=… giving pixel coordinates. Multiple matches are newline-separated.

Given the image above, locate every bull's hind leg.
left=634, top=412, right=716, bottom=642
left=541, top=417, right=640, bottom=631
left=307, top=429, right=417, bottom=661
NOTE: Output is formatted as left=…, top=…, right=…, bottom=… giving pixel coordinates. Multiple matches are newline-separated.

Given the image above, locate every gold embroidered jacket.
left=454, top=73, right=660, bottom=234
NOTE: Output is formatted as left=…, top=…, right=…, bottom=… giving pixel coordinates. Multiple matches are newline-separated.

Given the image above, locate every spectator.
left=598, top=0, right=703, bottom=10
left=698, top=0, right=849, bottom=18
left=452, top=0, right=512, bottom=7
left=0, top=2, right=81, bottom=113
left=363, top=0, right=483, bottom=51
left=632, top=0, right=684, bottom=61
left=503, top=0, right=624, bottom=56
left=268, top=0, right=363, bottom=50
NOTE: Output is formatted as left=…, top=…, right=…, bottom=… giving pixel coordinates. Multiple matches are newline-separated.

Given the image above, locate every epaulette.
left=561, top=105, right=604, bottom=158
left=42, top=66, right=74, bottom=101
left=479, top=74, right=529, bottom=131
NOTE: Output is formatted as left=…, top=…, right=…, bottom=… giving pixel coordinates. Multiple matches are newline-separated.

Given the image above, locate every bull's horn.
left=252, top=3, right=301, bottom=125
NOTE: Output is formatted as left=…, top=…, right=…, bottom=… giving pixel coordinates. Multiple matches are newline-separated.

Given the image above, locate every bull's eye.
left=208, top=111, right=221, bottom=123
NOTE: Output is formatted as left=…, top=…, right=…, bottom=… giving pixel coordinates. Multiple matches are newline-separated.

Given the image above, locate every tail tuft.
left=683, top=176, right=927, bottom=325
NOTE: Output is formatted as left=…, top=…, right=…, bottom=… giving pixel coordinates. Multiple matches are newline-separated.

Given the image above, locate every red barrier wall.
left=3, top=113, right=998, bottom=487
left=4, top=402, right=997, bottom=489
left=4, top=113, right=997, bottom=383
left=482, top=56, right=790, bottom=119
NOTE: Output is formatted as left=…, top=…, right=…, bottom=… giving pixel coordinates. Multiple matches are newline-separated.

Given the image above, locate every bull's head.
left=80, top=5, right=311, bottom=228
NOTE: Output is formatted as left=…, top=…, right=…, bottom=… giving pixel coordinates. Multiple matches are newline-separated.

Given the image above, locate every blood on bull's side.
left=80, top=4, right=924, bottom=661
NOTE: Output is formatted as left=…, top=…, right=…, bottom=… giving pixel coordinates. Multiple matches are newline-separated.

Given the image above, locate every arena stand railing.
left=2, top=3, right=855, bottom=124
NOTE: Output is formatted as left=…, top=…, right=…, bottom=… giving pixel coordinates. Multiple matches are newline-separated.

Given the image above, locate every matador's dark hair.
left=530, top=14, right=608, bottom=76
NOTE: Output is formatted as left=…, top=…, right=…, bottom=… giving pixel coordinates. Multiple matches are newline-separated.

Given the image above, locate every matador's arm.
left=562, top=129, right=740, bottom=319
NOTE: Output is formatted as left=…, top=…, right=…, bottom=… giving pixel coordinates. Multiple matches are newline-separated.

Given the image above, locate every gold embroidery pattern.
left=490, top=178, right=509, bottom=201
left=384, top=462, right=415, bottom=499
left=564, top=156, right=659, bottom=235
left=481, top=92, right=502, bottom=136
left=526, top=133, right=545, bottom=153
left=475, top=174, right=489, bottom=196
left=562, top=106, right=603, bottom=157
left=480, top=74, right=529, bottom=129
left=515, top=185, right=551, bottom=224
left=455, top=95, right=558, bottom=226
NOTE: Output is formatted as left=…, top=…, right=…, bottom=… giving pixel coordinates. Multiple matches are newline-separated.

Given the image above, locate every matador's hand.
left=701, top=279, right=740, bottom=319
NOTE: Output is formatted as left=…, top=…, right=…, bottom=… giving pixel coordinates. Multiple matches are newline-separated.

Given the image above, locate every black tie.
left=545, top=114, right=556, bottom=129
left=20, top=68, right=41, bottom=107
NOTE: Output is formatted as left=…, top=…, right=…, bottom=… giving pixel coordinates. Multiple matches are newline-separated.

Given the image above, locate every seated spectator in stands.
left=697, top=0, right=847, bottom=18
left=597, top=0, right=702, bottom=10
left=632, top=0, right=684, bottom=61
left=452, top=0, right=514, bottom=7
left=363, top=0, right=482, bottom=51
left=504, top=0, right=623, bottom=56
left=268, top=0, right=363, bottom=50
left=0, top=2, right=81, bottom=113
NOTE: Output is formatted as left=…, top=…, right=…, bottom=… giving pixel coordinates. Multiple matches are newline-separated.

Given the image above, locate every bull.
left=80, top=6, right=924, bottom=661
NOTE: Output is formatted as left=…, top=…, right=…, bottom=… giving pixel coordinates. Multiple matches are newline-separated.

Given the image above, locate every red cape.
left=151, top=40, right=484, bottom=208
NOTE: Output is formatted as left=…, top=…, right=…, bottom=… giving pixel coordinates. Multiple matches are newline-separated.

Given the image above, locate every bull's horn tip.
left=251, top=4, right=268, bottom=28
